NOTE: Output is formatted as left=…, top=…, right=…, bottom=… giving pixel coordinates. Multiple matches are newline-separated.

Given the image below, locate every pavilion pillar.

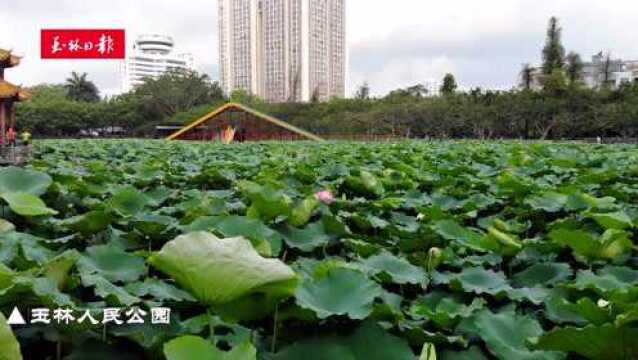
left=0, top=102, right=5, bottom=146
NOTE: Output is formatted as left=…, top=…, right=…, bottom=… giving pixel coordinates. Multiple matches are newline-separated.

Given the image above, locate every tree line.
left=16, top=17, right=638, bottom=140
left=16, top=70, right=225, bottom=137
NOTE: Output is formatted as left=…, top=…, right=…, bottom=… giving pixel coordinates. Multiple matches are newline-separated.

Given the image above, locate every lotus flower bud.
left=314, top=190, right=336, bottom=205
left=427, top=247, right=443, bottom=272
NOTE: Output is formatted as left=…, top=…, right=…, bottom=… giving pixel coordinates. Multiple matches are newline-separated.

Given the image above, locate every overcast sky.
left=1, top=0, right=637, bottom=97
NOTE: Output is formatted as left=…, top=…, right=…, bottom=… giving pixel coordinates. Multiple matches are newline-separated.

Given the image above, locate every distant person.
left=20, top=130, right=32, bottom=146
left=6, top=128, right=16, bottom=146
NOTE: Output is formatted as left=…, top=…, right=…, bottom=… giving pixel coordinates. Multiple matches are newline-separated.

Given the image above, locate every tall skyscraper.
left=219, top=0, right=346, bottom=103
left=123, top=34, right=195, bottom=93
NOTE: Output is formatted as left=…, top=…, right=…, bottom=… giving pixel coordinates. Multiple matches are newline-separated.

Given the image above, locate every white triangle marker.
left=6, top=307, right=26, bottom=325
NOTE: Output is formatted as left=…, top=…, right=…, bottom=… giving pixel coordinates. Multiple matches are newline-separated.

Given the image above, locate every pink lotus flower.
left=314, top=190, right=336, bottom=205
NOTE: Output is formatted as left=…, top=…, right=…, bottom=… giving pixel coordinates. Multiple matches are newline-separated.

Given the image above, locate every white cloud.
left=1, top=0, right=637, bottom=98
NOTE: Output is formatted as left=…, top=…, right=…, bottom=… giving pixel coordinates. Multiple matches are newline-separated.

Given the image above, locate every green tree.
left=440, top=74, right=458, bottom=95
left=64, top=71, right=100, bottom=102
left=542, top=17, right=566, bottom=75
left=26, top=84, right=67, bottom=102
left=543, top=69, right=568, bottom=97
left=520, top=64, right=535, bottom=90
left=566, top=52, right=584, bottom=85
left=600, top=52, right=614, bottom=89
left=134, top=69, right=224, bottom=119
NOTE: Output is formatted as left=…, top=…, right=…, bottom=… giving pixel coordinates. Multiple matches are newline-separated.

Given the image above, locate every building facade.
left=528, top=53, right=638, bottom=90
left=123, top=34, right=195, bottom=92
left=219, top=0, right=346, bottom=103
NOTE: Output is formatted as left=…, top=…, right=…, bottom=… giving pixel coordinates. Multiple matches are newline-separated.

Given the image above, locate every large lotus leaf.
left=132, top=213, right=176, bottom=236
left=0, top=311, right=22, bottom=360
left=440, top=346, right=487, bottom=360
left=511, top=263, right=572, bottom=288
left=360, top=251, right=425, bottom=285
left=79, top=273, right=140, bottom=306
left=543, top=297, right=611, bottom=326
left=164, top=335, right=256, bottom=360
left=432, top=220, right=498, bottom=252
left=436, top=267, right=511, bottom=296
left=281, top=221, right=334, bottom=252
left=525, top=192, right=567, bottom=213
left=144, top=186, right=174, bottom=207
left=457, top=307, right=565, bottom=360
left=184, top=216, right=282, bottom=256
left=506, top=287, right=554, bottom=305
left=544, top=295, right=590, bottom=325
left=289, top=196, right=320, bottom=227
left=0, top=231, right=55, bottom=267
left=5, top=275, right=75, bottom=307
left=125, top=278, right=196, bottom=302
left=149, top=231, right=297, bottom=305
left=572, top=193, right=617, bottom=211
left=43, top=249, right=80, bottom=290
left=0, top=166, right=52, bottom=196
left=571, top=266, right=638, bottom=294
left=64, top=339, right=139, bottom=360
left=59, top=210, right=113, bottom=235
left=239, top=181, right=292, bottom=221
left=532, top=324, right=638, bottom=360
left=270, top=320, right=414, bottom=360
left=410, top=291, right=486, bottom=328
left=78, top=244, right=146, bottom=283
left=344, top=171, right=384, bottom=197
left=108, top=187, right=151, bottom=216
left=590, top=211, right=634, bottom=230
left=548, top=228, right=632, bottom=261
left=0, top=263, right=13, bottom=290
left=596, top=230, right=634, bottom=259
left=1, top=193, right=58, bottom=217
left=295, top=267, right=382, bottom=319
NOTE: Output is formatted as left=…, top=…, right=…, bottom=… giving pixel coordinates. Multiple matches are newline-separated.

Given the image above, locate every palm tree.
left=64, top=71, right=100, bottom=102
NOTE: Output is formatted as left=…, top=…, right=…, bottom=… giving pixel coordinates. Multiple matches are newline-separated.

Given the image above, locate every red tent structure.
left=166, top=103, right=323, bottom=142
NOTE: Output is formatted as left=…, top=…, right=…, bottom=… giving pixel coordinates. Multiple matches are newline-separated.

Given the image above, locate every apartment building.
left=219, top=0, right=346, bottom=102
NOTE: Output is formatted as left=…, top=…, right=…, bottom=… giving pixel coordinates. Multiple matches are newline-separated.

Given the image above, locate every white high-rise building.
left=219, top=0, right=346, bottom=102
left=123, top=34, right=195, bottom=93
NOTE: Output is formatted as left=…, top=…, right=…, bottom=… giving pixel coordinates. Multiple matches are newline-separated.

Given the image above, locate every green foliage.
left=149, top=232, right=297, bottom=307
left=566, top=52, right=584, bottom=85
left=0, top=140, right=636, bottom=358
left=164, top=335, right=256, bottom=360
left=542, top=17, right=566, bottom=75
left=458, top=307, right=564, bottom=360
left=270, top=321, right=415, bottom=360
left=135, top=69, right=224, bottom=118
left=64, top=71, right=100, bottom=103
left=440, top=74, right=458, bottom=95
left=0, top=312, right=22, bottom=360
left=295, top=267, right=382, bottom=319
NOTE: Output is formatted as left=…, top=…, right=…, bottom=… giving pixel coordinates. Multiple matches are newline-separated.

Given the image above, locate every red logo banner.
left=41, top=29, right=126, bottom=59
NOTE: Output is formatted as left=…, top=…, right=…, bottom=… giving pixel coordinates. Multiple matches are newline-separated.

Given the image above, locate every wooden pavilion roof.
left=166, top=102, right=324, bottom=141
left=0, top=80, right=30, bottom=100
left=0, top=49, right=21, bottom=68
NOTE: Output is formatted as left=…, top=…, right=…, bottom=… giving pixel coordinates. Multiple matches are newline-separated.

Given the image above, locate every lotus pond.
left=1, top=140, right=637, bottom=359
